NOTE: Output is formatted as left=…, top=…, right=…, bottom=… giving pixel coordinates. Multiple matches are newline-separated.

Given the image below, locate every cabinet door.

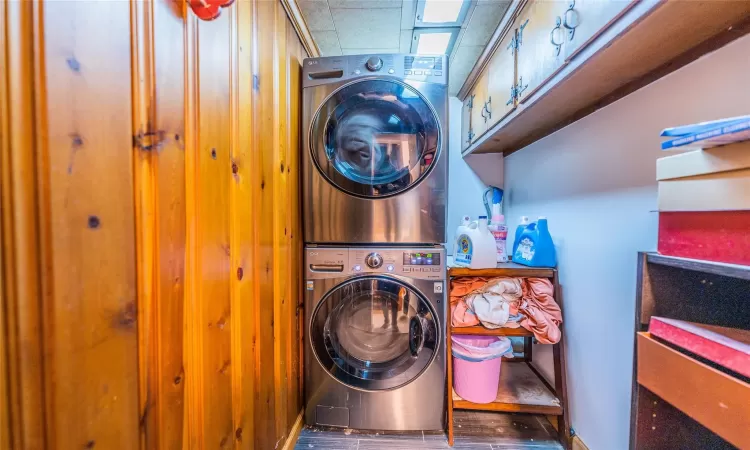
left=515, top=0, right=568, bottom=104
left=461, top=95, right=473, bottom=151
left=485, top=28, right=517, bottom=129
left=563, top=0, right=634, bottom=60
left=469, top=72, right=489, bottom=143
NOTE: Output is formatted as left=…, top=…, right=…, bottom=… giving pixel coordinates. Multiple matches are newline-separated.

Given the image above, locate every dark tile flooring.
left=295, top=411, right=564, bottom=449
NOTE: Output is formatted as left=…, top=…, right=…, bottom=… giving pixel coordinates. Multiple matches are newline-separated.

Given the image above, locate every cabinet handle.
left=550, top=16, right=564, bottom=56
left=467, top=129, right=475, bottom=142
left=516, top=76, right=528, bottom=100
left=517, top=18, right=529, bottom=47
left=563, top=0, right=580, bottom=40
left=468, top=93, right=475, bottom=109
left=480, top=105, right=487, bottom=123
left=506, top=85, right=515, bottom=106
left=485, top=97, right=492, bottom=120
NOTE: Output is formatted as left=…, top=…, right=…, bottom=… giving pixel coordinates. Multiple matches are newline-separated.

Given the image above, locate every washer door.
left=310, top=79, right=440, bottom=198
left=310, top=276, right=439, bottom=391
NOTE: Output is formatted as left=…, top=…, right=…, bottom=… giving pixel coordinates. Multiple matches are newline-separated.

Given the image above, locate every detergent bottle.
left=513, top=216, right=557, bottom=267
left=512, top=216, right=531, bottom=257
left=452, top=215, right=471, bottom=257
left=454, top=216, right=497, bottom=269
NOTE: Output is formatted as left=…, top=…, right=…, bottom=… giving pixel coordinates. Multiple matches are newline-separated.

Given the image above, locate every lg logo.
left=308, top=60, right=318, bottom=66
left=309, top=252, right=319, bottom=256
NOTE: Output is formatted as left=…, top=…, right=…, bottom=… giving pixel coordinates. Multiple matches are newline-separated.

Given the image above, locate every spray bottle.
left=487, top=190, right=508, bottom=263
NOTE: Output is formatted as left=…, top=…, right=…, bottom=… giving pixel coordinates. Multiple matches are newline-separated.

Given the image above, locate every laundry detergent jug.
left=454, top=216, right=497, bottom=269
left=453, top=215, right=472, bottom=257
left=513, top=216, right=557, bottom=267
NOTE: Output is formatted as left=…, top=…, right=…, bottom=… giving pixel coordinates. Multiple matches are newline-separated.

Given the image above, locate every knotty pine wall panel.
left=0, top=0, right=306, bottom=448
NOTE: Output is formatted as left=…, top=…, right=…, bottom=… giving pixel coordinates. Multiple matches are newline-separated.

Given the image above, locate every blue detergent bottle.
left=512, top=216, right=530, bottom=257
left=513, top=216, right=557, bottom=267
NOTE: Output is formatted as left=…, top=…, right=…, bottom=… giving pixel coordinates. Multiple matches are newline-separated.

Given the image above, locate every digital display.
left=403, top=252, right=441, bottom=266
left=412, top=57, right=436, bottom=70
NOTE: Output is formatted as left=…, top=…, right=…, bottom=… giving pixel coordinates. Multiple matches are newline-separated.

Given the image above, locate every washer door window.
left=311, top=276, right=439, bottom=391
left=310, top=79, right=440, bottom=198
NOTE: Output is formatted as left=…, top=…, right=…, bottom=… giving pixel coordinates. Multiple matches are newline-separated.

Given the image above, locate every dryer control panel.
left=306, top=246, right=445, bottom=280
left=303, top=53, right=448, bottom=88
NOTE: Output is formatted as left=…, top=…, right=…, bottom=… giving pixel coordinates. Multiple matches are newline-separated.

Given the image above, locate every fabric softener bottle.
left=513, top=216, right=557, bottom=267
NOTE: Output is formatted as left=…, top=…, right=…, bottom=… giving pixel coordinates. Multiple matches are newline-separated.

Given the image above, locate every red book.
left=658, top=211, right=750, bottom=266
left=650, top=316, right=750, bottom=378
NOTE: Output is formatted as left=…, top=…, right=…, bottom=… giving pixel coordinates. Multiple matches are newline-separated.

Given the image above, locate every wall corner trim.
left=281, top=412, right=305, bottom=450
left=572, top=435, right=590, bottom=450
left=280, top=0, right=321, bottom=58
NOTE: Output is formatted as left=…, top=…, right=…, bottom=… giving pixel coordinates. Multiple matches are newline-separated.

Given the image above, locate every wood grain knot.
left=70, top=133, right=84, bottom=147
left=236, top=267, right=244, bottom=280
left=280, top=163, right=285, bottom=173
left=232, top=162, right=239, bottom=174
left=235, top=427, right=243, bottom=442
left=174, top=134, right=180, bottom=141
left=87, top=215, right=100, bottom=229
left=211, top=148, right=217, bottom=159
left=114, top=302, right=137, bottom=329
left=219, top=435, right=229, bottom=448
left=173, top=375, right=182, bottom=385
left=66, top=57, right=81, bottom=72
left=218, top=359, right=230, bottom=374
left=84, top=440, right=95, bottom=449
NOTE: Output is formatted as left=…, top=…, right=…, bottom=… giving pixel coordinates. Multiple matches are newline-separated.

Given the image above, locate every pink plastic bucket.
left=452, top=335, right=505, bottom=404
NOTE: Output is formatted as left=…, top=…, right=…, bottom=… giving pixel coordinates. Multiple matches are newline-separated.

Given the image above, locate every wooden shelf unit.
left=632, top=252, right=750, bottom=449
left=446, top=263, right=570, bottom=449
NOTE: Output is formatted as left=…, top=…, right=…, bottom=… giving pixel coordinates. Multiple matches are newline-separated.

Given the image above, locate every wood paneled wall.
left=0, top=0, right=306, bottom=448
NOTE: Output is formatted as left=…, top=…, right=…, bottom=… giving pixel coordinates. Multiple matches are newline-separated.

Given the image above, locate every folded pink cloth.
left=519, top=278, right=562, bottom=344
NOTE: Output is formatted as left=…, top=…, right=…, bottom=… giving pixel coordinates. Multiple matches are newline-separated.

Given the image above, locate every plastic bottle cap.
left=538, top=216, right=547, bottom=220
left=478, top=215, right=488, bottom=219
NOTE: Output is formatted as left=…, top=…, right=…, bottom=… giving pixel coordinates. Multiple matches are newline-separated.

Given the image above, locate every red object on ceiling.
left=189, top=0, right=234, bottom=21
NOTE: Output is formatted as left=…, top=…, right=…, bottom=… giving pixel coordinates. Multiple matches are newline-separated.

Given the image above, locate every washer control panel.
left=306, top=247, right=445, bottom=280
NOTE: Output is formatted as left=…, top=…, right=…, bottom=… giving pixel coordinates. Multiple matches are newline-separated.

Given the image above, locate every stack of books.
left=657, top=115, right=750, bottom=265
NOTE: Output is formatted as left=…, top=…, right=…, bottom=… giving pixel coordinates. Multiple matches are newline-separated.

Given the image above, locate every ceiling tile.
left=298, top=0, right=336, bottom=31
left=332, top=8, right=401, bottom=49
left=312, top=30, right=343, bottom=56
left=400, top=29, right=413, bottom=53
left=328, top=0, right=401, bottom=8
left=341, top=48, right=400, bottom=55
left=401, top=0, right=416, bottom=29
left=449, top=44, right=484, bottom=95
left=460, top=2, right=510, bottom=46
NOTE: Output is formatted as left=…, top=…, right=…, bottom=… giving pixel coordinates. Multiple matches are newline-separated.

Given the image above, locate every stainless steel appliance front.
left=303, top=54, right=448, bottom=245
left=305, top=246, right=446, bottom=430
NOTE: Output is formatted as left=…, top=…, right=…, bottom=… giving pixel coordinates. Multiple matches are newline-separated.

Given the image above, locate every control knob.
left=365, top=252, right=384, bottom=269
left=365, top=56, right=383, bottom=72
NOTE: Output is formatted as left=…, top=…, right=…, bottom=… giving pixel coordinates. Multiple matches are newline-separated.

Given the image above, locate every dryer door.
left=310, top=276, right=439, bottom=391
left=310, top=79, right=441, bottom=199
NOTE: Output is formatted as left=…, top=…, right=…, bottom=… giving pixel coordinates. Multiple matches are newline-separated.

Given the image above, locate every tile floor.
left=295, top=411, right=564, bottom=449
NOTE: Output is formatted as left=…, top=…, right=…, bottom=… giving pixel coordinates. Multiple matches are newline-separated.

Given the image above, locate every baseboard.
left=572, top=435, right=589, bottom=450
left=281, top=411, right=305, bottom=450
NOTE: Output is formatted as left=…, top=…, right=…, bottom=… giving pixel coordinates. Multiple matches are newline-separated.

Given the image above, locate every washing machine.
left=304, top=245, right=446, bottom=430
left=302, top=54, right=448, bottom=245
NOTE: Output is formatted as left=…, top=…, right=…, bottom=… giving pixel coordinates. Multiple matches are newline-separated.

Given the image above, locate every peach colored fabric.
left=449, top=278, right=487, bottom=327
left=519, top=278, right=562, bottom=344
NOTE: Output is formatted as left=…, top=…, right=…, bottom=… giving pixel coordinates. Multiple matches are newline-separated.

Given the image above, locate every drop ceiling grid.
left=297, top=0, right=511, bottom=95
left=299, top=0, right=411, bottom=56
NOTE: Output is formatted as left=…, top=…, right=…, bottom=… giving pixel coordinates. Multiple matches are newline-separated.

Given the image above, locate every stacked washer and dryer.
left=302, top=54, right=449, bottom=431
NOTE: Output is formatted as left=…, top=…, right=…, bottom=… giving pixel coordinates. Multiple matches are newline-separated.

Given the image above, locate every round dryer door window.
left=310, top=276, right=439, bottom=391
left=310, top=79, right=441, bottom=198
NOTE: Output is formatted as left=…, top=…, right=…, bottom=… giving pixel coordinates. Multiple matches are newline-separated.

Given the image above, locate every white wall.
left=447, top=96, right=505, bottom=254
left=502, top=35, right=750, bottom=449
